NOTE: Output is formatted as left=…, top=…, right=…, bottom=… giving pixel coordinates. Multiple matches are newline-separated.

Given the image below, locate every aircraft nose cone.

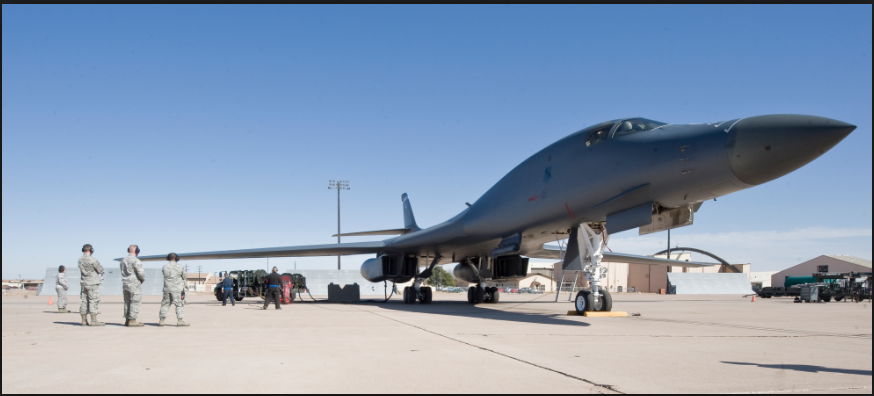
left=726, top=115, right=856, bottom=185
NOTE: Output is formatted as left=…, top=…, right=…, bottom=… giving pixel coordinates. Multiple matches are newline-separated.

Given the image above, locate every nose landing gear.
left=574, top=289, right=612, bottom=315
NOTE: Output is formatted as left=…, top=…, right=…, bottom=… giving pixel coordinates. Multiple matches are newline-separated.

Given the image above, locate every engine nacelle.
left=453, top=262, right=481, bottom=284
left=360, top=255, right=418, bottom=283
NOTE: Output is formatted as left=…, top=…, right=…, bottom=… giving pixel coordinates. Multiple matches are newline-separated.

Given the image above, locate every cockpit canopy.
left=584, top=118, right=667, bottom=147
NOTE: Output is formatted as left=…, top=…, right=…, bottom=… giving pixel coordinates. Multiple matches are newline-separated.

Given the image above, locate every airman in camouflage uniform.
left=56, top=265, right=69, bottom=313
left=120, top=245, right=145, bottom=327
left=159, top=253, right=189, bottom=327
left=78, top=244, right=105, bottom=326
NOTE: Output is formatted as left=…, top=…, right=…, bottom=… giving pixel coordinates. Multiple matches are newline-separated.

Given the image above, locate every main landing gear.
left=403, top=285, right=432, bottom=304
left=467, top=286, right=500, bottom=304
left=402, top=255, right=441, bottom=305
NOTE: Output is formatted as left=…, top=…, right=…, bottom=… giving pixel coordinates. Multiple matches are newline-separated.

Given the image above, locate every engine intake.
left=360, top=255, right=418, bottom=283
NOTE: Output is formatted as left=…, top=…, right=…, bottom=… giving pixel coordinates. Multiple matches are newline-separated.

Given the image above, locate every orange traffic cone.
left=751, top=295, right=756, bottom=302
left=49, top=297, right=53, bottom=306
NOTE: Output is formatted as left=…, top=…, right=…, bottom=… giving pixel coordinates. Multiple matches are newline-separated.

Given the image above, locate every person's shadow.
left=722, top=361, right=872, bottom=376
left=52, top=321, right=125, bottom=327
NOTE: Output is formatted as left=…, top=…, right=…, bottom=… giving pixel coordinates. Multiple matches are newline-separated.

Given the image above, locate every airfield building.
left=770, top=255, right=872, bottom=287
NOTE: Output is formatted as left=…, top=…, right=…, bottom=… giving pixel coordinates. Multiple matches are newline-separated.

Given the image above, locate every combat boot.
left=81, top=314, right=88, bottom=326
left=176, top=319, right=189, bottom=327
left=158, top=318, right=165, bottom=327
left=90, top=314, right=105, bottom=326
left=124, top=319, right=130, bottom=326
left=58, top=308, right=67, bottom=313
left=127, top=319, right=144, bottom=327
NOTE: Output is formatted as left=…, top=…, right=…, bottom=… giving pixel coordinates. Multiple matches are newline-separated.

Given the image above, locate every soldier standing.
left=220, top=273, right=235, bottom=306
left=78, top=244, right=105, bottom=326
left=262, top=267, right=283, bottom=310
left=120, top=244, right=145, bottom=327
left=56, top=265, right=69, bottom=313
left=159, top=253, right=189, bottom=327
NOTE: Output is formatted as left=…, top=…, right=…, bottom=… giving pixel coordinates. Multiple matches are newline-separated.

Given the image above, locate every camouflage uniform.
left=120, top=255, right=145, bottom=320
left=78, top=254, right=104, bottom=315
left=56, top=272, right=69, bottom=310
left=159, top=261, right=186, bottom=321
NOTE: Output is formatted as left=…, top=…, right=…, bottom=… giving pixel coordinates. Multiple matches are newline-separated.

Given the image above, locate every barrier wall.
left=38, top=267, right=166, bottom=296
left=284, top=269, right=388, bottom=296
left=667, top=273, right=753, bottom=295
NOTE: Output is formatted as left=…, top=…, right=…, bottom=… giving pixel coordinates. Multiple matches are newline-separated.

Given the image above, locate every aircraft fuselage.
left=383, top=115, right=855, bottom=263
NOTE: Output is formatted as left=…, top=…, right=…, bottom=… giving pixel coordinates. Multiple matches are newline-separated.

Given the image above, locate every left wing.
left=118, top=241, right=386, bottom=262
left=525, top=244, right=715, bottom=268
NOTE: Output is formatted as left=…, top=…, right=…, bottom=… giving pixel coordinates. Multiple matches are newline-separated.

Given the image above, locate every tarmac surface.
left=2, top=291, right=871, bottom=394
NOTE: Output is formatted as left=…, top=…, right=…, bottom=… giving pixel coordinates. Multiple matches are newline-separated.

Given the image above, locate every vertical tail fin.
left=401, top=193, right=421, bottom=232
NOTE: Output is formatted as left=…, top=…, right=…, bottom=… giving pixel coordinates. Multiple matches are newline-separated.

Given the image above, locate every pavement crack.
left=350, top=306, right=623, bottom=394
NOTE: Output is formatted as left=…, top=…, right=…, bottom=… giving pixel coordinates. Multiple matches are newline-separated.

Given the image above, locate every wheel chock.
left=567, top=310, right=629, bottom=317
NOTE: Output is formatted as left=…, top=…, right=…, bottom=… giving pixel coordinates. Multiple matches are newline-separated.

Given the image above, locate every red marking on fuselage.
left=565, top=203, right=576, bottom=219
left=528, top=196, right=537, bottom=202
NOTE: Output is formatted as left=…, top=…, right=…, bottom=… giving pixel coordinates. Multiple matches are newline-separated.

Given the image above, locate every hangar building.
left=770, top=255, right=872, bottom=287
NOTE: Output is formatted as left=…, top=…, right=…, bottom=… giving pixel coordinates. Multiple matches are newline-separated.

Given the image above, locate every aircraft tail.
left=402, top=193, right=421, bottom=232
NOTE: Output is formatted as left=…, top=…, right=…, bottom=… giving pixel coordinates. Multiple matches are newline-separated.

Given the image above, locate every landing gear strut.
left=572, top=223, right=613, bottom=315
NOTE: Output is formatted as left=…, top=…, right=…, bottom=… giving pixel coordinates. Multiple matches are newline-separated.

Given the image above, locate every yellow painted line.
left=567, top=310, right=629, bottom=317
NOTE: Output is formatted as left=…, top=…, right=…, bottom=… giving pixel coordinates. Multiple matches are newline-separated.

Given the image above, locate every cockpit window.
left=585, top=123, right=614, bottom=147
left=612, top=118, right=667, bottom=138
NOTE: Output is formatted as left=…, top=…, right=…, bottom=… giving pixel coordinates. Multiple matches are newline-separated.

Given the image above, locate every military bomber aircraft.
left=131, top=114, right=856, bottom=314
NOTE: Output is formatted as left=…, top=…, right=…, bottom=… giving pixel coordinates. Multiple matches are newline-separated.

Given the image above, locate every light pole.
left=328, top=180, right=350, bottom=270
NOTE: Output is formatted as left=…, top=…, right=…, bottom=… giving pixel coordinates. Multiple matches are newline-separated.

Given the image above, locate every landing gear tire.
left=403, top=287, right=414, bottom=304
left=214, top=293, right=222, bottom=302
left=234, top=293, right=244, bottom=302
left=586, top=291, right=604, bottom=312
left=835, top=296, right=844, bottom=302
left=420, top=287, right=432, bottom=304
left=574, top=291, right=590, bottom=315
left=599, top=289, right=613, bottom=312
left=821, top=296, right=832, bottom=303
left=468, top=286, right=484, bottom=304
left=490, top=289, right=501, bottom=303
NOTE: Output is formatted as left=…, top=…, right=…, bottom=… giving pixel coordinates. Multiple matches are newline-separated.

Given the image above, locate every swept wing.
left=122, top=241, right=385, bottom=262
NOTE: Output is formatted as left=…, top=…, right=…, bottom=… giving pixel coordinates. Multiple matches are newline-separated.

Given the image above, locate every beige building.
left=771, top=255, right=872, bottom=288
left=2, top=279, right=43, bottom=291
left=749, top=271, right=778, bottom=290
left=541, top=251, right=751, bottom=294
left=187, top=272, right=218, bottom=291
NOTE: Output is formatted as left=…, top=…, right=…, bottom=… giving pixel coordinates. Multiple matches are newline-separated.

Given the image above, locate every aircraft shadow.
left=355, top=299, right=590, bottom=327
left=722, top=361, right=872, bottom=376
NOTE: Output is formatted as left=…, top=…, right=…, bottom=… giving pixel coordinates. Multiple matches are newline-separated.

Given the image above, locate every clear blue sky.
left=3, top=5, right=871, bottom=279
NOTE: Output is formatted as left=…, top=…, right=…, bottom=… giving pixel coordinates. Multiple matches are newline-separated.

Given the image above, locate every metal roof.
left=824, top=255, right=872, bottom=269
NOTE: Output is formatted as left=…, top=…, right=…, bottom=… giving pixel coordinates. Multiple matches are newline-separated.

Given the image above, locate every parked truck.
left=757, top=272, right=872, bottom=302
left=213, top=269, right=268, bottom=302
